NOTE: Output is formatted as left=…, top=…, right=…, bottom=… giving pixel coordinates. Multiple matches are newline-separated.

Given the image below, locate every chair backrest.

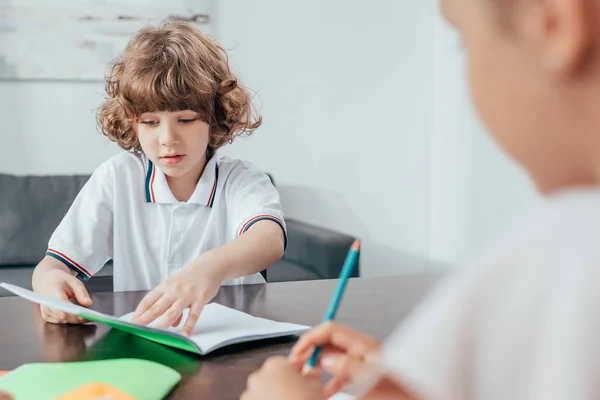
left=0, top=173, right=90, bottom=266
left=283, top=219, right=359, bottom=280
left=262, top=173, right=359, bottom=280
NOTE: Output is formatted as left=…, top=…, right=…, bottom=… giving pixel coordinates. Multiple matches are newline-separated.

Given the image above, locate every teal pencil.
left=303, top=239, right=361, bottom=372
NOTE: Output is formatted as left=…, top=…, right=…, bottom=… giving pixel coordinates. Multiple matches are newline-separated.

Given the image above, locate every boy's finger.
left=41, top=313, right=62, bottom=324
left=171, top=314, right=183, bottom=327
left=40, top=301, right=88, bottom=324
left=51, top=309, right=85, bottom=324
left=132, top=289, right=163, bottom=320
left=181, top=302, right=204, bottom=336
left=66, top=276, right=92, bottom=306
left=133, top=295, right=172, bottom=326
left=43, top=311, right=70, bottom=324
left=63, top=313, right=88, bottom=325
left=155, top=300, right=186, bottom=329
left=41, top=307, right=66, bottom=323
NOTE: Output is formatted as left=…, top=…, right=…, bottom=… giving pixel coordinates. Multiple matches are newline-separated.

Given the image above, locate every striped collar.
left=145, top=154, right=219, bottom=206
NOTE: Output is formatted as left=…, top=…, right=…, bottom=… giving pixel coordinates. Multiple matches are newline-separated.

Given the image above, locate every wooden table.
left=0, top=275, right=441, bottom=399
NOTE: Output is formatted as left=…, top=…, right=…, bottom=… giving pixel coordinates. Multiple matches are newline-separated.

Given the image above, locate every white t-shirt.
left=46, top=151, right=286, bottom=291
left=378, top=189, right=600, bottom=400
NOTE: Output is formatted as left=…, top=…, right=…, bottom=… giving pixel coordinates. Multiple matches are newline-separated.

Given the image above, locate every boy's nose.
left=159, top=124, right=179, bottom=146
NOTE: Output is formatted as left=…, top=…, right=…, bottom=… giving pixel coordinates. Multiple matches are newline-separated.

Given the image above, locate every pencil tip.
left=352, top=240, right=360, bottom=251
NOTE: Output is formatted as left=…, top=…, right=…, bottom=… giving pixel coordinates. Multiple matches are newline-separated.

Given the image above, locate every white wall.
left=214, top=0, right=438, bottom=276
left=0, top=1, right=543, bottom=276
left=0, top=80, right=119, bottom=175
left=429, top=12, right=543, bottom=265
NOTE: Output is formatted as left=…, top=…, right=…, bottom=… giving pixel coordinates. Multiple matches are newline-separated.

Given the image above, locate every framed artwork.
left=0, top=0, right=213, bottom=81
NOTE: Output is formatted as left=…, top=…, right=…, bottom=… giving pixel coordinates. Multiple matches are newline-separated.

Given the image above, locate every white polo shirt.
left=368, top=188, right=600, bottom=400
left=46, top=151, right=286, bottom=291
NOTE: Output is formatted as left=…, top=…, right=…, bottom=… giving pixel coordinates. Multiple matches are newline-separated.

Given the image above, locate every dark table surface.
left=0, top=275, right=442, bottom=399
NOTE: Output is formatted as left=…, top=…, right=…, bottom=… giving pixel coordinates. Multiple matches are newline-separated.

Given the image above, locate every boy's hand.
left=289, top=322, right=381, bottom=397
left=241, top=356, right=326, bottom=400
left=130, top=257, right=222, bottom=336
left=36, top=269, right=93, bottom=324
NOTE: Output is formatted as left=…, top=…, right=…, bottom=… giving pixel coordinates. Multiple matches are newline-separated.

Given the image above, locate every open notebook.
left=0, top=282, right=309, bottom=355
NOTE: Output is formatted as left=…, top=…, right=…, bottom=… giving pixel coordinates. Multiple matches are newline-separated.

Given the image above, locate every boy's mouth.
left=160, top=154, right=185, bottom=165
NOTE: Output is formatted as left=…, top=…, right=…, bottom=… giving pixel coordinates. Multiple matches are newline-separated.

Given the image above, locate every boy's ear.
left=533, top=0, right=598, bottom=75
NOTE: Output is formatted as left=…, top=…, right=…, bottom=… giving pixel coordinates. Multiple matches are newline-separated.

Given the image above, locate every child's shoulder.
left=94, top=151, right=148, bottom=176
left=217, top=156, right=259, bottom=172
left=491, top=189, right=600, bottom=256
left=468, top=188, right=600, bottom=289
left=101, top=151, right=146, bottom=168
left=382, top=189, right=600, bottom=400
left=217, top=156, right=270, bottom=183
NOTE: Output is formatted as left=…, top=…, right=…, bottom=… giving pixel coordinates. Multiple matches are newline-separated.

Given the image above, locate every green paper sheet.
left=0, top=358, right=181, bottom=400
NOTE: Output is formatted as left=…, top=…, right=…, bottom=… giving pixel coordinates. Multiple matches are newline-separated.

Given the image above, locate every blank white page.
left=121, top=303, right=309, bottom=353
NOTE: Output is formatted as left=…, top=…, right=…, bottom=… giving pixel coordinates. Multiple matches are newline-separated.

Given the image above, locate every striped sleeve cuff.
left=46, top=248, right=93, bottom=281
left=238, top=214, right=288, bottom=250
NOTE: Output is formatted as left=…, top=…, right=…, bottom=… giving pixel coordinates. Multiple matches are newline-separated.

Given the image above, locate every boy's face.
left=440, top=0, right=588, bottom=192
left=136, top=110, right=210, bottom=179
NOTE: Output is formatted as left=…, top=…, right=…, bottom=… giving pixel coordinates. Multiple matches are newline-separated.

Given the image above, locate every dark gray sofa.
left=0, top=173, right=359, bottom=296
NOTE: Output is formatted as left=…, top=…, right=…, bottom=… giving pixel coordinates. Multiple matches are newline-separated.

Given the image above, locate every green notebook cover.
left=0, top=358, right=181, bottom=400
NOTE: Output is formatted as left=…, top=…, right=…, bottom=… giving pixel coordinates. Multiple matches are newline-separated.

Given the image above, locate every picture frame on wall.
left=0, top=0, right=213, bottom=81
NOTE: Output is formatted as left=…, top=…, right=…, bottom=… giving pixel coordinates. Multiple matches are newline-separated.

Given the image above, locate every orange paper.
left=56, top=382, right=136, bottom=400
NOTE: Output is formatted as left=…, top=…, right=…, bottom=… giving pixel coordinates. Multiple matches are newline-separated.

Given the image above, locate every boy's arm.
left=200, top=219, right=285, bottom=281
left=130, top=219, right=284, bottom=333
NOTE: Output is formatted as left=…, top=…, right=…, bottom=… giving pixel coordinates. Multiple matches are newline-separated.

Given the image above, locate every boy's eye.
left=180, top=118, right=198, bottom=124
left=140, top=120, right=157, bottom=126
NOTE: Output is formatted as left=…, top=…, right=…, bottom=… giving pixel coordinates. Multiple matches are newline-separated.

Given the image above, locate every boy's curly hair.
left=97, top=21, right=261, bottom=153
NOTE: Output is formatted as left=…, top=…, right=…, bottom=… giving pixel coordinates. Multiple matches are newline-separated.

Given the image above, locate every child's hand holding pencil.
left=289, top=322, right=381, bottom=397
left=242, top=240, right=382, bottom=399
